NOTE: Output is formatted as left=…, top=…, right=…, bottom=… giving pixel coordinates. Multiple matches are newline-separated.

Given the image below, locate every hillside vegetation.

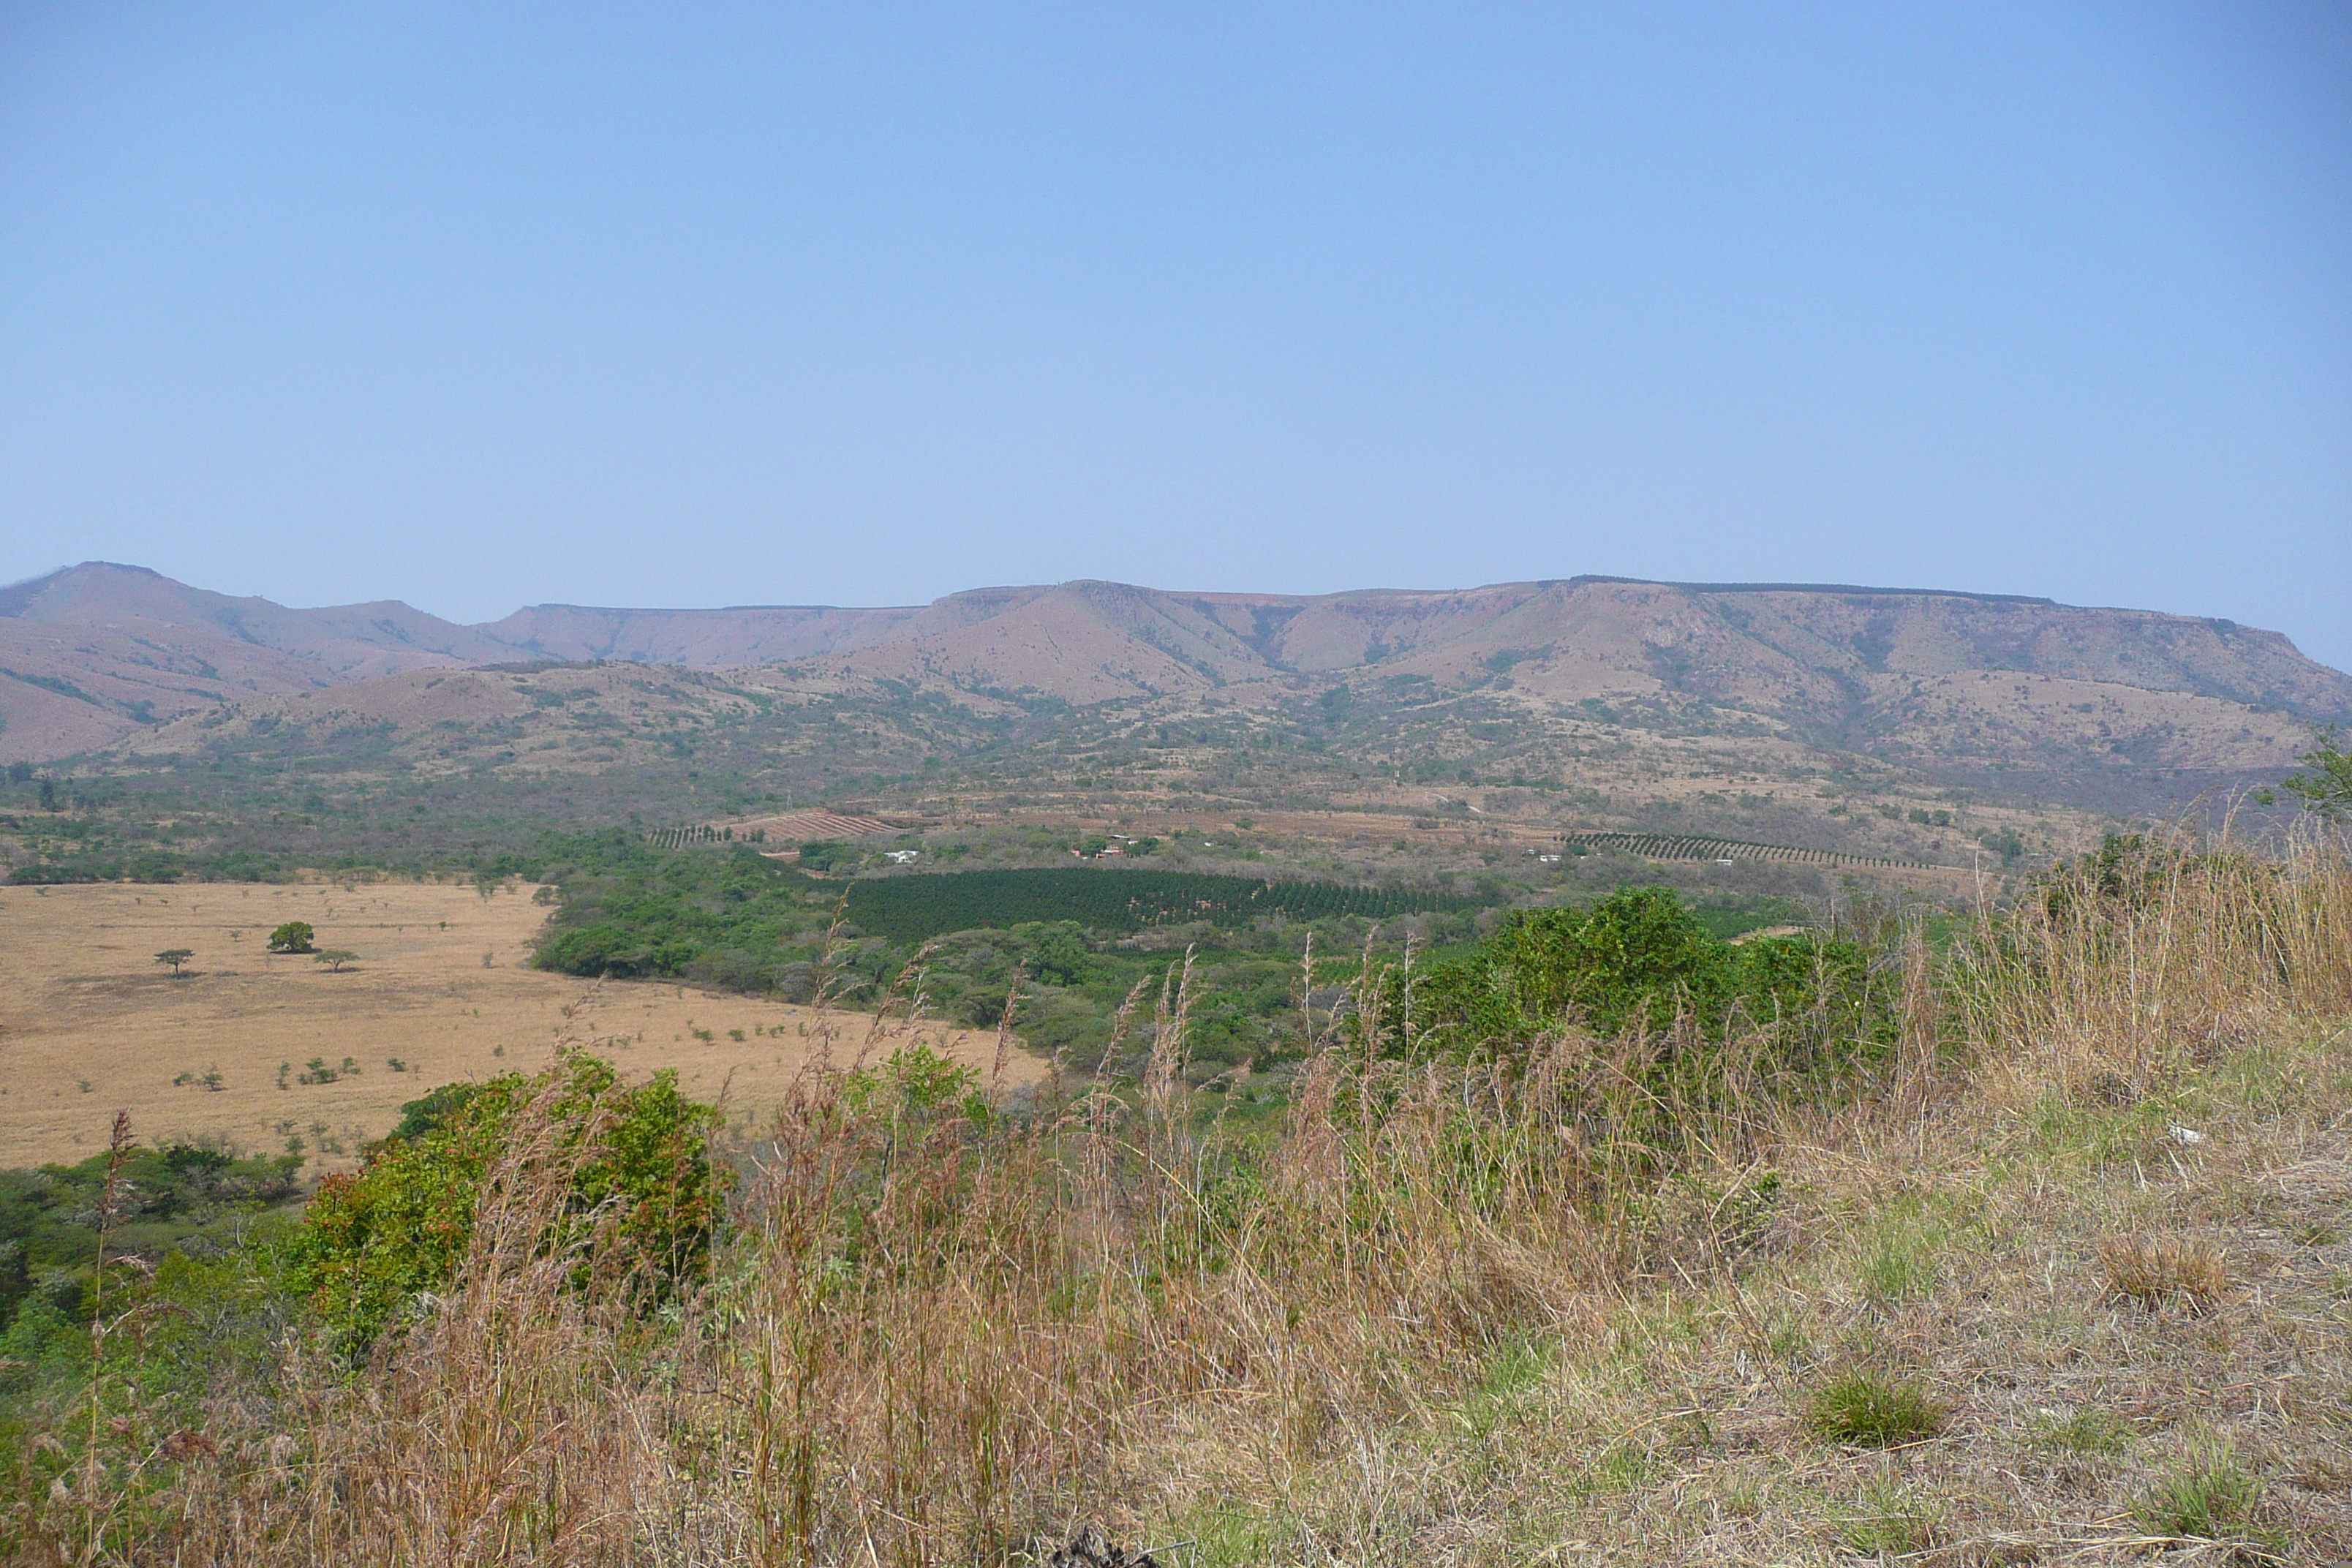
left=6, top=826, right=2350, bottom=1563
left=8, top=568, right=2350, bottom=892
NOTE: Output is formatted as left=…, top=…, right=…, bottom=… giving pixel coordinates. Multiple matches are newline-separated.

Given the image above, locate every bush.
left=0, top=1143, right=301, bottom=1338
left=287, top=1054, right=724, bottom=1348
left=1413, top=885, right=1893, bottom=1068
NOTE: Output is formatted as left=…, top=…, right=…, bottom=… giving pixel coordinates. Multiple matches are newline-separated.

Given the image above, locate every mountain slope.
left=0, top=564, right=524, bottom=762
left=4, top=565, right=2346, bottom=826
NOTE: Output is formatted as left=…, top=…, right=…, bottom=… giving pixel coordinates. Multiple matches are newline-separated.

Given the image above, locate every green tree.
left=154, top=948, right=193, bottom=976
left=796, top=838, right=858, bottom=872
left=2264, top=725, right=2352, bottom=821
left=265, top=921, right=316, bottom=954
left=312, top=949, right=359, bottom=973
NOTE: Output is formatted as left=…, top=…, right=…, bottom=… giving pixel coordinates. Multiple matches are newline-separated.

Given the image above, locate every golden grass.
left=21, top=827, right=2352, bottom=1564
left=0, top=880, right=1026, bottom=1172
left=2097, top=1233, right=2231, bottom=1312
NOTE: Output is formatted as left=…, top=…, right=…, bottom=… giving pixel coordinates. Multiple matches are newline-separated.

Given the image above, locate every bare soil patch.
left=0, top=881, right=1026, bottom=1172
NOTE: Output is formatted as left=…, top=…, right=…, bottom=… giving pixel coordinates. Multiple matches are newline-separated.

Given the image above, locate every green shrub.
left=0, top=1144, right=301, bottom=1339
left=1413, top=885, right=1895, bottom=1068
left=287, top=1054, right=724, bottom=1348
left=1805, top=1371, right=1945, bottom=1447
left=843, top=1044, right=988, bottom=1127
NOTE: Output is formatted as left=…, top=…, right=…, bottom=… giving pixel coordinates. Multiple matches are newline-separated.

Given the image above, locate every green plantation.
left=841, top=864, right=1488, bottom=944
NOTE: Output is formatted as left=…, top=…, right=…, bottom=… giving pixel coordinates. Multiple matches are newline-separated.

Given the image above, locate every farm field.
left=0, top=881, right=1024, bottom=1172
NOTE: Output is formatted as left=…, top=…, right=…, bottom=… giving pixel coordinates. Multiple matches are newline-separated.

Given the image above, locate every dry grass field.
left=0, top=880, right=1026, bottom=1172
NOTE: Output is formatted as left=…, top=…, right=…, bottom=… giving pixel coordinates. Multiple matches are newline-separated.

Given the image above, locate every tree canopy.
left=265, top=921, right=316, bottom=954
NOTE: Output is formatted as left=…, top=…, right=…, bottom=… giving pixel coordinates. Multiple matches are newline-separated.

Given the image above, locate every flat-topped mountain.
left=4, top=562, right=2345, bottom=822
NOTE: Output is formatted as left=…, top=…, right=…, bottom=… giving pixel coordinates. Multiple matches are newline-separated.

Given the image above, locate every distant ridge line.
left=1567, top=576, right=2059, bottom=606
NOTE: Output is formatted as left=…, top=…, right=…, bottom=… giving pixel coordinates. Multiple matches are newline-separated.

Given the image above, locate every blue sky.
left=2, top=4, right=2347, bottom=668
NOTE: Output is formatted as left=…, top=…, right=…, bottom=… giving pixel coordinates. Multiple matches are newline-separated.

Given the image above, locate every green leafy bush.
left=0, top=1144, right=301, bottom=1341
left=1413, top=885, right=1894, bottom=1068
left=287, top=1053, right=724, bottom=1348
left=843, top=1044, right=989, bottom=1127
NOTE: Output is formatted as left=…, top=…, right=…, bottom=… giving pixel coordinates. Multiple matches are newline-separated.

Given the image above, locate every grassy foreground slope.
left=11, top=834, right=2352, bottom=1564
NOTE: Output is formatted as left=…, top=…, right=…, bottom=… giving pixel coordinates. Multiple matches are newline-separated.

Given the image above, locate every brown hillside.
left=7, top=564, right=2347, bottom=823
left=0, top=564, right=514, bottom=763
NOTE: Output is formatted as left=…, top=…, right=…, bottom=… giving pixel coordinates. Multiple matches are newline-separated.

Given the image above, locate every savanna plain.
left=3, top=568, right=2351, bottom=1565
left=0, top=881, right=1016, bottom=1172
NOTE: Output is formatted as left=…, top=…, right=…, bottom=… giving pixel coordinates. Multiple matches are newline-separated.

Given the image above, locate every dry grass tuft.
left=2099, top=1233, right=2230, bottom=1311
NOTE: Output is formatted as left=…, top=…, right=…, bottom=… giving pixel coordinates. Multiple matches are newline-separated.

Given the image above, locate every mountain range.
left=4, top=562, right=2347, bottom=825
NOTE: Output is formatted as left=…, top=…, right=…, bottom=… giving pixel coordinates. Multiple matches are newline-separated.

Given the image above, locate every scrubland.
left=11, top=830, right=2352, bottom=1565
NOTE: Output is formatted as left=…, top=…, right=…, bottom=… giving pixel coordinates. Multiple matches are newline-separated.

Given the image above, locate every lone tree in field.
left=154, top=948, right=193, bottom=976
left=314, top=948, right=359, bottom=973
left=267, top=921, right=317, bottom=954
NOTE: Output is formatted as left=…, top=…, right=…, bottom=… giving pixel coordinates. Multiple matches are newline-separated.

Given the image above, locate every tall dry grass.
left=1944, top=823, right=2352, bottom=1113
left=29, top=826, right=2352, bottom=1567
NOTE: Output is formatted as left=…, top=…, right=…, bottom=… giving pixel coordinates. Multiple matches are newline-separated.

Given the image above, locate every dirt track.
left=0, top=881, right=1028, bottom=1172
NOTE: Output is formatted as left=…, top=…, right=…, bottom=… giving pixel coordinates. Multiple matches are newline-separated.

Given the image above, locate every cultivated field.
left=0, top=880, right=1026, bottom=1172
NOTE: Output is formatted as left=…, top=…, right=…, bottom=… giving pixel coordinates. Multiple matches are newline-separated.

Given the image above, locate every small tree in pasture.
left=267, top=921, right=317, bottom=954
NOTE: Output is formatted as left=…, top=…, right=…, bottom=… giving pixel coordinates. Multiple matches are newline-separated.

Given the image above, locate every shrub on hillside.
left=287, top=1053, right=724, bottom=1349
left=1412, top=885, right=1895, bottom=1073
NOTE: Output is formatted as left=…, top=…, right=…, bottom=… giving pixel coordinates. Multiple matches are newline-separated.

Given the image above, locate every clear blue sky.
left=3, top=4, right=2347, bottom=668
